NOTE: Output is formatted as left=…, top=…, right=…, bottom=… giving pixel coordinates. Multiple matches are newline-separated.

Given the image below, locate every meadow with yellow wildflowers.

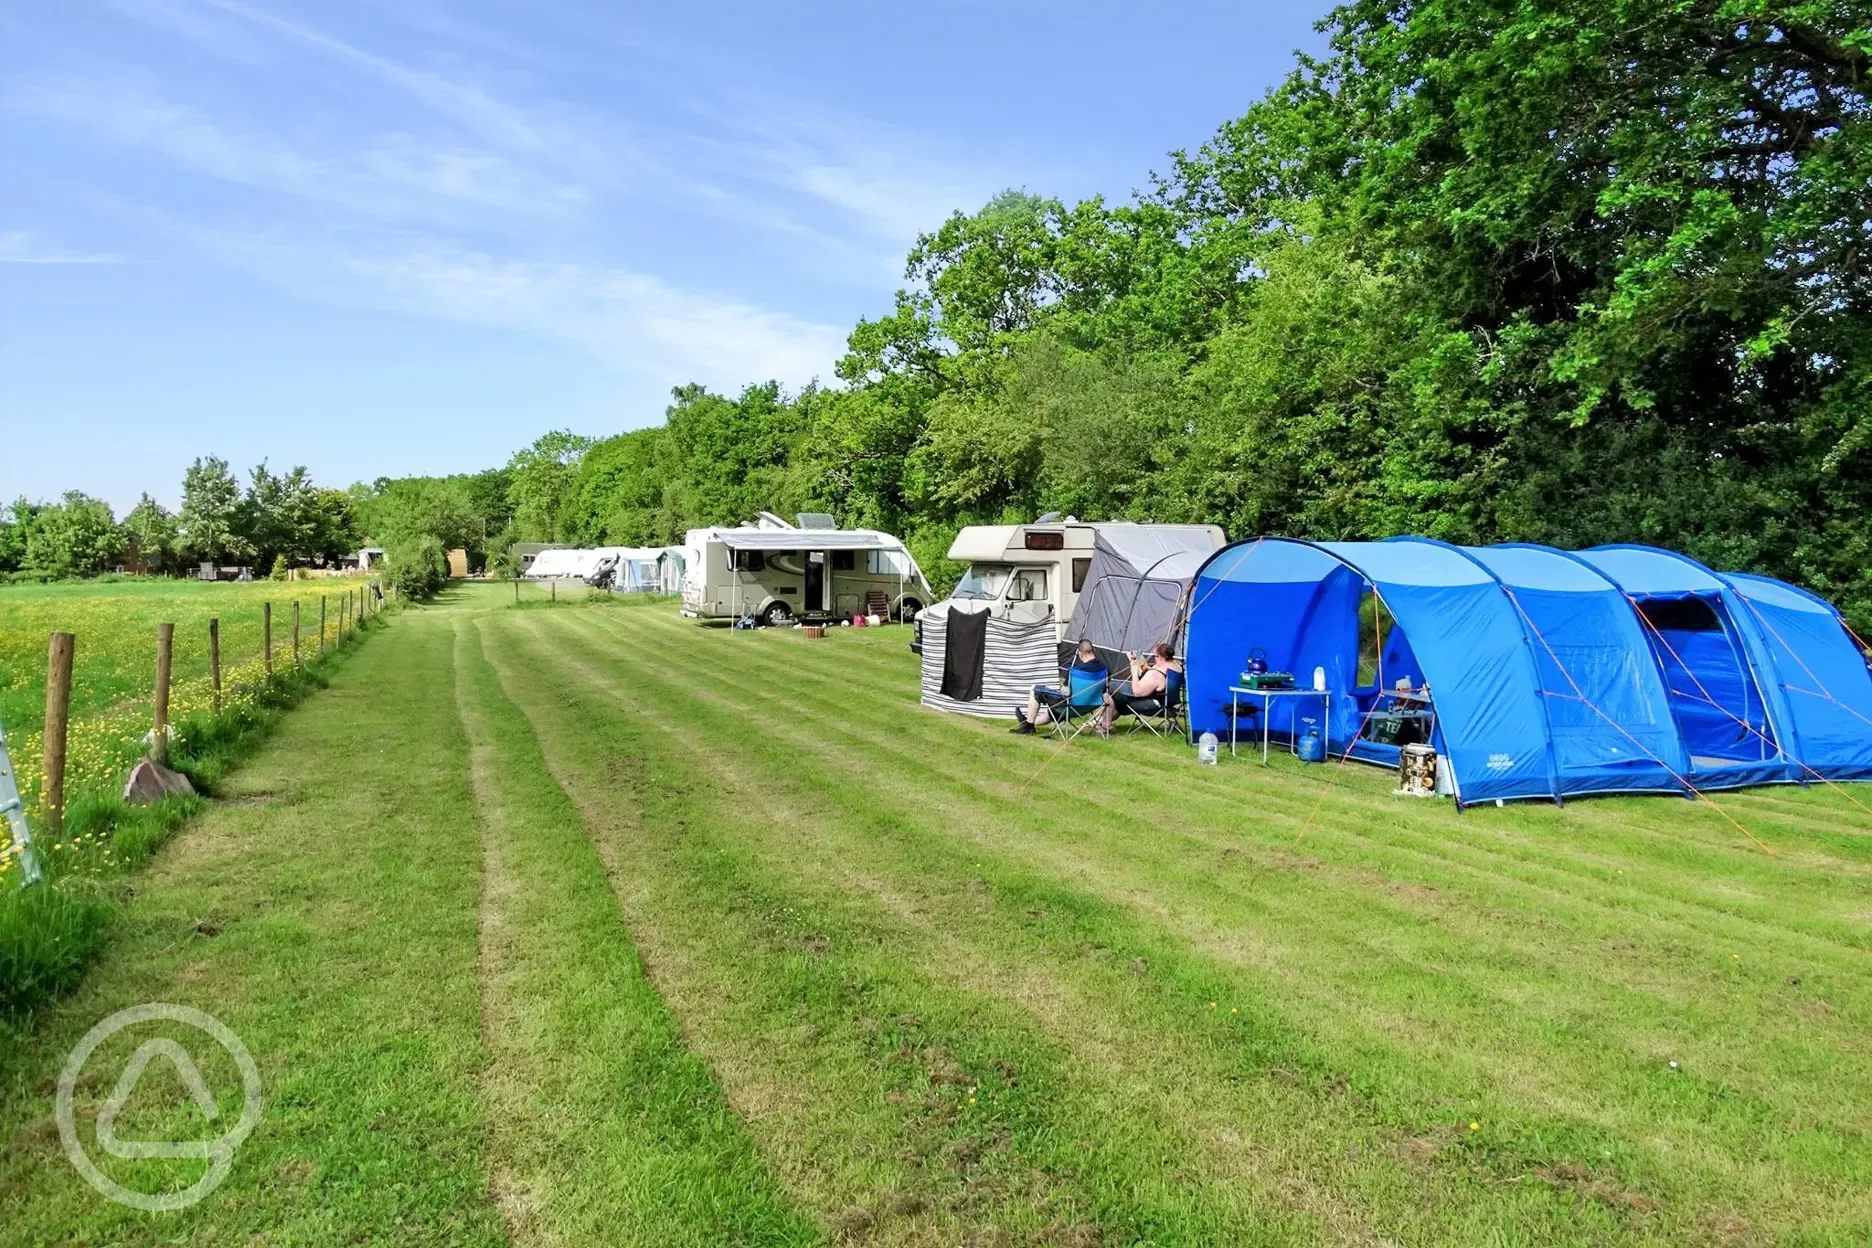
left=0, top=575, right=380, bottom=1015
left=0, top=575, right=371, bottom=823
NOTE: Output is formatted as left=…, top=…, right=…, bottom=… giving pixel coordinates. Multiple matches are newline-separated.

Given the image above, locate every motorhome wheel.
left=760, top=601, right=793, bottom=626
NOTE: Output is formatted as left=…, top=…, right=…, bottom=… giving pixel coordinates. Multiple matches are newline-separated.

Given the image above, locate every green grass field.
left=2, top=581, right=1867, bottom=1244
left=0, top=576, right=373, bottom=813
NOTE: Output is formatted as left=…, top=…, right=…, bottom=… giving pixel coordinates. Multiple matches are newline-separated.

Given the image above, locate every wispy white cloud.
left=341, top=244, right=850, bottom=387
left=105, top=0, right=269, bottom=62
left=0, top=230, right=124, bottom=264
left=197, top=0, right=546, bottom=151
left=9, top=1, right=990, bottom=380
left=169, top=226, right=848, bottom=388
left=12, top=76, right=584, bottom=225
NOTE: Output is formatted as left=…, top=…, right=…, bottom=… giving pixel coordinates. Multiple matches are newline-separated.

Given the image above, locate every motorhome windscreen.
left=1634, top=595, right=1776, bottom=763
left=953, top=564, right=1012, bottom=600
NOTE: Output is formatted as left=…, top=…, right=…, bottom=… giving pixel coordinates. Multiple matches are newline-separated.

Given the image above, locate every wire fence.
left=0, top=583, right=382, bottom=858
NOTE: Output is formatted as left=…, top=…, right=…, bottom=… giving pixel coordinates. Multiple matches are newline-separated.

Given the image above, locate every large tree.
left=177, top=455, right=251, bottom=567
left=505, top=431, right=594, bottom=541
left=25, top=492, right=120, bottom=579
left=121, top=493, right=179, bottom=574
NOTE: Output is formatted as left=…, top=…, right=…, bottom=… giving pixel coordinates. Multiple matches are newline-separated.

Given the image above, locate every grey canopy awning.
left=714, top=530, right=905, bottom=552
left=1071, top=529, right=1220, bottom=654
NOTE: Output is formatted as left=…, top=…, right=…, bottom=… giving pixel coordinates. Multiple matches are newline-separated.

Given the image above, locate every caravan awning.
left=715, top=530, right=906, bottom=552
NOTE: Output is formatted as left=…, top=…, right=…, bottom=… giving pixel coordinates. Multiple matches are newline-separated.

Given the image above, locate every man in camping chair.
left=1099, top=642, right=1184, bottom=737
left=1012, top=639, right=1109, bottom=737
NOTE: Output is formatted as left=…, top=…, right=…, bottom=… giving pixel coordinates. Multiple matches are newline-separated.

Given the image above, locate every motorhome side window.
left=832, top=550, right=856, bottom=571
left=730, top=549, right=764, bottom=572
left=1072, top=558, right=1091, bottom=593
left=1011, top=569, right=1048, bottom=601
left=866, top=550, right=910, bottom=576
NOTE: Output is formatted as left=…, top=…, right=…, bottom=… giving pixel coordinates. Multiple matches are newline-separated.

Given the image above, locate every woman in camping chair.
left=1098, top=643, right=1183, bottom=734
left=1013, top=639, right=1109, bottom=735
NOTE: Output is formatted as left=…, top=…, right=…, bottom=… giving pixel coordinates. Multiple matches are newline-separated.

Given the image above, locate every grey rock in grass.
left=123, top=758, right=197, bottom=804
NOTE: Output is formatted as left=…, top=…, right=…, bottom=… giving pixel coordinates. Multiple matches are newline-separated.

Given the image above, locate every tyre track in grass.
left=479, top=612, right=1333, bottom=1247
left=546, top=607, right=1872, bottom=1237
left=578, top=609, right=1872, bottom=1092
left=502, top=614, right=1699, bottom=1242
left=452, top=619, right=821, bottom=1248
left=624, top=613, right=1872, bottom=966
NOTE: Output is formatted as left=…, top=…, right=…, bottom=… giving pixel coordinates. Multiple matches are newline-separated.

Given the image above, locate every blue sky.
left=1, top=0, right=1324, bottom=512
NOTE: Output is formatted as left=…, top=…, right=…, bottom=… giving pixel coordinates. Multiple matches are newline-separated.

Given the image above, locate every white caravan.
left=919, top=518, right=1225, bottom=645
left=681, top=513, right=934, bottom=625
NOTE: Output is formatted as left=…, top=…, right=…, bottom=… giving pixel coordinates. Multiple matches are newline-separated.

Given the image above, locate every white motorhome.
left=681, top=513, right=934, bottom=625
left=915, top=518, right=1225, bottom=647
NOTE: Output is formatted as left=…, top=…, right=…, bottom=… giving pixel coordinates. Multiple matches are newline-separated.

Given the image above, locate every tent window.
left=1072, top=558, right=1091, bottom=593
left=1637, top=598, right=1721, bottom=633
left=1355, top=591, right=1396, bottom=688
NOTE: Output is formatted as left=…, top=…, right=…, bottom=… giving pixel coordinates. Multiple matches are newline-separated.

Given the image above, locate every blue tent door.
left=1631, top=595, right=1776, bottom=768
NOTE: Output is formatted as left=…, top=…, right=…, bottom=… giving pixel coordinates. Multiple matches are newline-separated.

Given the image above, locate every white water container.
left=1313, top=665, right=1326, bottom=692
left=1197, top=732, right=1219, bottom=765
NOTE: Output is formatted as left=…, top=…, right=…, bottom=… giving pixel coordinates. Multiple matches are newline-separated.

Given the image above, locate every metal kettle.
left=1246, top=647, right=1270, bottom=676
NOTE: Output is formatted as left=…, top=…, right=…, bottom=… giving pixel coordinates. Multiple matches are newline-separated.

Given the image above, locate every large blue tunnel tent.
left=1184, top=538, right=1872, bottom=806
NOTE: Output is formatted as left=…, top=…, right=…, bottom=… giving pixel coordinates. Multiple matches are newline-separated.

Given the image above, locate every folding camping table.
left=1229, top=686, right=1333, bottom=763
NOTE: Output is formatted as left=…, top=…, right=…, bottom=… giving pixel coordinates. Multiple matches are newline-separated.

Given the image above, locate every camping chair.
left=1046, top=664, right=1111, bottom=742
left=1114, top=668, right=1185, bottom=739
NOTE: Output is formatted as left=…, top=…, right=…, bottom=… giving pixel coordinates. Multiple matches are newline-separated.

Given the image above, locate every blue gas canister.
left=1297, top=722, right=1326, bottom=764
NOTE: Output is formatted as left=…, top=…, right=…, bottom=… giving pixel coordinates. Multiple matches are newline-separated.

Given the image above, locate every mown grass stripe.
left=546, top=606, right=1872, bottom=1242
left=481, top=609, right=1332, bottom=1246
left=509, top=611, right=1692, bottom=1239
left=452, top=617, right=820, bottom=1247
left=575, top=610, right=1872, bottom=1047
left=603, top=610, right=1871, bottom=920
left=588, top=610, right=1872, bottom=994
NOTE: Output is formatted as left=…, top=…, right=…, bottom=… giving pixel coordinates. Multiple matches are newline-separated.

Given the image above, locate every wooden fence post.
left=153, top=623, right=174, bottom=764
left=551, top=581, right=556, bottom=604
left=319, top=596, right=327, bottom=655
left=264, top=602, right=273, bottom=678
left=43, top=633, right=73, bottom=839
left=209, top=618, right=222, bottom=712
left=292, top=601, right=301, bottom=668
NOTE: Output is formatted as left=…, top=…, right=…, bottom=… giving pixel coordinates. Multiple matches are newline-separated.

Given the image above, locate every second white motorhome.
left=681, top=513, right=934, bottom=625
left=913, top=518, right=1225, bottom=649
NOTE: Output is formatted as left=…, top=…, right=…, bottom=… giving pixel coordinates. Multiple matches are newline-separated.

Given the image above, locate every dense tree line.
left=0, top=458, right=362, bottom=581
left=9, top=1, right=1866, bottom=628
